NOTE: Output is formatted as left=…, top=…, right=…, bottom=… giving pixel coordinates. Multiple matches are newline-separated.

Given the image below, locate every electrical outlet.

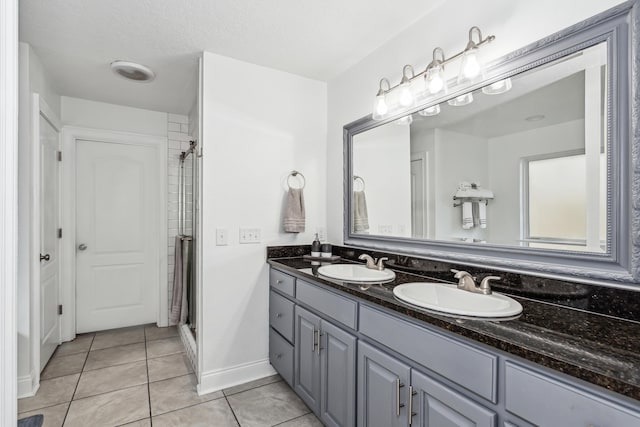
left=216, top=228, right=228, bottom=246
left=239, top=228, right=261, bottom=244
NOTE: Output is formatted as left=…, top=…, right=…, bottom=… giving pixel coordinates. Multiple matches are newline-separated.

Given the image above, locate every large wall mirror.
left=344, top=1, right=640, bottom=285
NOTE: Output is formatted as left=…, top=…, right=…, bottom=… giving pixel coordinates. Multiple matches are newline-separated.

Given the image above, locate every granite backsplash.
left=267, top=244, right=640, bottom=323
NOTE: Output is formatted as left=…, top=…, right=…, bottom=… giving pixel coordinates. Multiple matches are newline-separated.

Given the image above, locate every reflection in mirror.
left=351, top=42, right=607, bottom=254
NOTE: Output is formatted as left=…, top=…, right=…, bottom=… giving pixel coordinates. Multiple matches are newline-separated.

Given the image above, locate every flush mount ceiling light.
left=110, top=60, right=156, bottom=82
left=371, top=26, right=496, bottom=121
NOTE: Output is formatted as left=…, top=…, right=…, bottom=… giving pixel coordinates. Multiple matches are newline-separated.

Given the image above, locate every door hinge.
left=58, top=228, right=62, bottom=238
left=58, top=304, right=63, bottom=315
left=57, top=151, right=62, bottom=162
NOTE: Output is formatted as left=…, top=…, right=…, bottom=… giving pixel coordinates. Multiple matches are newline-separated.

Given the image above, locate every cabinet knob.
left=276, top=279, right=283, bottom=284
left=276, top=313, right=283, bottom=318
left=276, top=353, right=282, bottom=359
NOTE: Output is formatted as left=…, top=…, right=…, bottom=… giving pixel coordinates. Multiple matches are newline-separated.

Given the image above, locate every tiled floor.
left=18, top=325, right=322, bottom=427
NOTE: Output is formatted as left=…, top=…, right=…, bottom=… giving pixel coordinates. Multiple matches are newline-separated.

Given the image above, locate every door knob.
left=40, top=253, right=50, bottom=261
left=78, top=243, right=88, bottom=251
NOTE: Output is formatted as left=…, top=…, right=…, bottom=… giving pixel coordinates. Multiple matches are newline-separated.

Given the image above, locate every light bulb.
left=399, top=82, right=414, bottom=107
left=425, top=65, right=446, bottom=95
left=462, top=51, right=480, bottom=78
left=447, top=92, right=473, bottom=106
left=418, top=104, right=440, bottom=116
left=372, top=94, right=388, bottom=120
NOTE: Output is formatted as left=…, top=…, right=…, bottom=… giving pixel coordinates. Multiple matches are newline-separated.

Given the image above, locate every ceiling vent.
left=110, top=60, right=155, bottom=82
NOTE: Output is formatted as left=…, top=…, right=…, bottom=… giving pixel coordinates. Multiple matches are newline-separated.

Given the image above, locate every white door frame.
left=1, top=0, right=19, bottom=423
left=27, top=93, right=62, bottom=393
left=410, top=151, right=429, bottom=238
left=60, top=127, right=168, bottom=341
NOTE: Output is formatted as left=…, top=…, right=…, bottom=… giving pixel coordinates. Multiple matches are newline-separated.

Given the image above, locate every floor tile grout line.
left=83, top=357, right=148, bottom=373
left=224, top=395, right=242, bottom=427
left=17, top=400, right=72, bottom=416
left=63, top=333, right=95, bottom=426
left=270, top=411, right=313, bottom=426
left=89, top=339, right=147, bottom=353
left=150, top=393, right=227, bottom=419
left=144, top=328, right=154, bottom=427
left=223, top=378, right=284, bottom=397
left=65, top=381, right=150, bottom=403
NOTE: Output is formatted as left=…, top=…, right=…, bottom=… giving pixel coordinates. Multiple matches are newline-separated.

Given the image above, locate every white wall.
left=61, top=97, right=167, bottom=136
left=487, top=119, right=585, bottom=245
left=17, top=42, right=61, bottom=396
left=199, top=52, right=326, bottom=393
left=326, top=0, right=625, bottom=243
left=353, top=122, right=411, bottom=236
left=432, top=129, right=489, bottom=242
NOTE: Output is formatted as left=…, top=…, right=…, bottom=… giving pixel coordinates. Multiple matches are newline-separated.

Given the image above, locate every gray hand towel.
left=353, top=190, right=369, bottom=232
left=284, top=187, right=305, bottom=233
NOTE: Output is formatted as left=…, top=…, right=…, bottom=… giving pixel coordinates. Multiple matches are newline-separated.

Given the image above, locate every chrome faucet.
left=359, top=254, right=388, bottom=271
left=451, top=269, right=500, bottom=295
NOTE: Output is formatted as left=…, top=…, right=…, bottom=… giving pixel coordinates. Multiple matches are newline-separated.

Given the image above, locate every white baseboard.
left=17, top=371, right=39, bottom=399
left=197, top=358, right=276, bottom=396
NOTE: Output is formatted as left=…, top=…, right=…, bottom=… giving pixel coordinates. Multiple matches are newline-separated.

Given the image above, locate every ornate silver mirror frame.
left=343, top=0, right=640, bottom=286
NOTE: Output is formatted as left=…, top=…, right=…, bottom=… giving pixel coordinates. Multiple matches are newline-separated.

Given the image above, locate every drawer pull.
left=408, top=386, right=417, bottom=425
left=276, top=353, right=282, bottom=359
left=275, top=313, right=283, bottom=318
left=396, top=379, right=405, bottom=416
left=276, top=279, right=283, bottom=284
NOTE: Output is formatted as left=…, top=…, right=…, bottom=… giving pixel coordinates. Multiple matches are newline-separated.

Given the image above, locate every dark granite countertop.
left=267, top=256, right=640, bottom=401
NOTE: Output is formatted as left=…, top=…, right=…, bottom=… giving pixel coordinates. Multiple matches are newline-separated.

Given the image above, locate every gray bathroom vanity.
left=267, top=256, right=640, bottom=427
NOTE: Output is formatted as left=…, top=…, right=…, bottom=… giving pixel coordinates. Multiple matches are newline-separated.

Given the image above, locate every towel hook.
left=287, top=170, right=306, bottom=189
left=353, top=175, right=366, bottom=191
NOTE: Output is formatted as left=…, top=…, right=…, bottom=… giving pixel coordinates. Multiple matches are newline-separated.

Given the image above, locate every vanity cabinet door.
left=320, top=321, right=356, bottom=427
left=358, top=341, right=411, bottom=427
left=411, top=369, right=496, bottom=427
left=294, top=305, right=321, bottom=414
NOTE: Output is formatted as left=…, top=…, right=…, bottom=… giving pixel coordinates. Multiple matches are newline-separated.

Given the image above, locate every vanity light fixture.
left=371, top=26, right=495, bottom=120
left=482, top=78, right=512, bottom=95
left=372, top=78, right=391, bottom=120
left=418, top=104, right=441, bottom=116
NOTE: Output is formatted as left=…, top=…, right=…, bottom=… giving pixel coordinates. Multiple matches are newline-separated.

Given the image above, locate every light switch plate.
left=216, top=228, right=228, bottom=246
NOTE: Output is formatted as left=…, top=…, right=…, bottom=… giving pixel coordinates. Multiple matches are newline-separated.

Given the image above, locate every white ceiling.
left=19, top=0, right=444, bottom=114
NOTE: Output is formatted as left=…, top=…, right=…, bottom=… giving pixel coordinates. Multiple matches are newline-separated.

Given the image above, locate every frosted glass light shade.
left=425, top=65, right=447, bottom=96
left=418, top=104, right=441, bottom=116
left=447, top=92, right=474, bottom=106
left=457, top=48, right=484, bottom=85
left=395, top=115, right=413, bottom=125
left=372, top=94, right=388, bottom=120
left=398, top=82, right=415, bottom=107
left=482, top=78, right=512, bottom=95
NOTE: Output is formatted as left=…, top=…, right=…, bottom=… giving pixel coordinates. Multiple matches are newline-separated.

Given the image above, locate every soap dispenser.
left=311, top=233, right=321, bottom=257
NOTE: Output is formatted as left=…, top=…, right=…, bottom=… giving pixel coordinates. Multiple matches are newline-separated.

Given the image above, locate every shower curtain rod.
left=179, top=140, right=198, bottom=161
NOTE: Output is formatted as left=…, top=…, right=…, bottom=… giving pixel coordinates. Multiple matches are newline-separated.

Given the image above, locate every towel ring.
left=353, top=175, right=365, bottom=191
left=287, top=170, right=306, bottom=189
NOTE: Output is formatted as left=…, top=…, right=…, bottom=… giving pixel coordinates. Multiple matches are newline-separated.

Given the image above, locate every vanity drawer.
left=269, top=290, right=294, bottom=343
left=296, top=280, right=357, bottom=329
left=505, top=362, right=640, bottom=426
left=270, top=269, right=295, bottom=297
left=359, top=305, right=498, bottom=402
left=269, top=327, right=294, bottom=386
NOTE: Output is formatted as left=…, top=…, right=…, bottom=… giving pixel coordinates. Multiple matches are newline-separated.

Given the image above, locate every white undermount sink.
left=317, top=264, right=396, bottom=283
left=393, top=282, right=523, bottom=318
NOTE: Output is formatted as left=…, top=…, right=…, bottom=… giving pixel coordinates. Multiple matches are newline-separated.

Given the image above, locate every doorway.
left=60, top=128, right=167, bottom=340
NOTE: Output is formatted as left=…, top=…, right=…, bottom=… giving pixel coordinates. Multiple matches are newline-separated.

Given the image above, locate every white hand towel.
left=284, top=187, right=305, bottom=233
left=479, top=201, right=487, bottom=229
left=353, top=190, right=370, bottom=232
left=462, top=202, right=473, bottom=229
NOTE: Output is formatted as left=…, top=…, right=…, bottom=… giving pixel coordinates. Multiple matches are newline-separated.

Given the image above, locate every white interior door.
left=75, top=139, right=159, bottom=333
left=39, top=112, right=61, bottom=370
